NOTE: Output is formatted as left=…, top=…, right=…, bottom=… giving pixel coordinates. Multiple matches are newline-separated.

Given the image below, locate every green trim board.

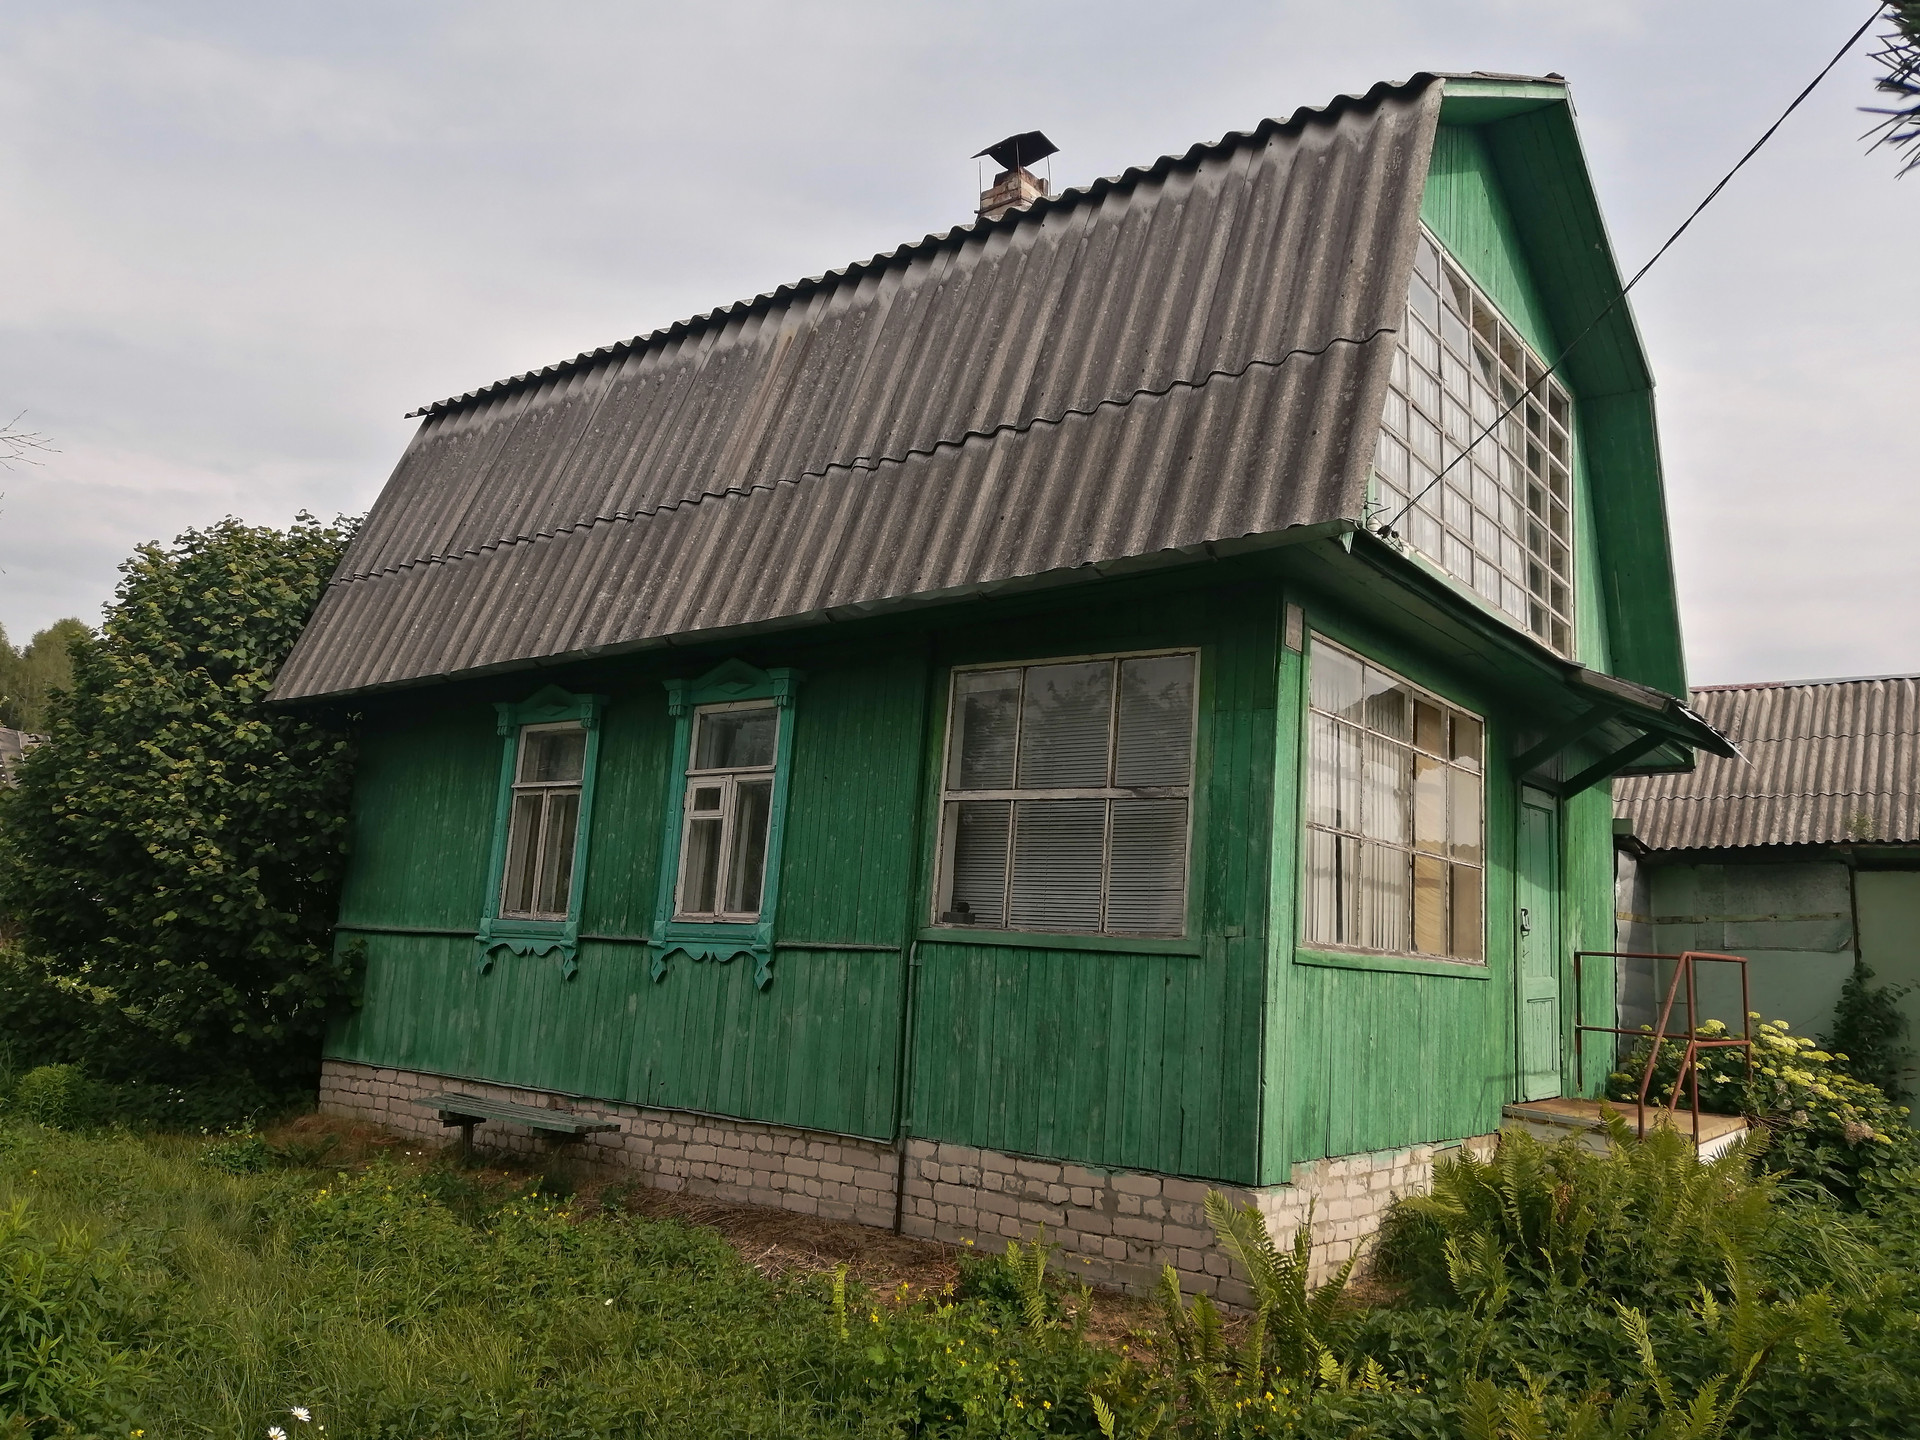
left=916, top=927, right=1203, bottom=957
left=1295, top=947, right=1492, bottom=981
left=475, top=684, right=607, bottom=978
left=649, top=659, right=804, bottom=990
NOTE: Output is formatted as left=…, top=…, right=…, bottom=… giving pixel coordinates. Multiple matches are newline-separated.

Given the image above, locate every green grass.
left=4, top=1116, right=1920, bottom=1438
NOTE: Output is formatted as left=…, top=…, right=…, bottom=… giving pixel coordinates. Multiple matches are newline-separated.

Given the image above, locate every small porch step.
left=1503, top=1097, right=1750, bottom=1162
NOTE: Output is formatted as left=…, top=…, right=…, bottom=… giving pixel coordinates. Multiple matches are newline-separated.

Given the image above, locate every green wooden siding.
left=907, top=588, right=1278, bottom=1182
left=1268, top=602, right=1520, bottom=1176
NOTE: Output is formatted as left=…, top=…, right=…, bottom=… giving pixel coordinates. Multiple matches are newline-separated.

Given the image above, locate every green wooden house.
left=275, top=71, right=1731, bottom=1295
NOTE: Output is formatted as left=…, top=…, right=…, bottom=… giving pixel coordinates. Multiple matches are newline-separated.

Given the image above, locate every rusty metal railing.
left=1572, top=950, right=1754, bottom=1146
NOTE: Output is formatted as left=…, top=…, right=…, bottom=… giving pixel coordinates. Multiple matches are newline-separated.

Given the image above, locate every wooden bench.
left=416, top=1091, right=618, bottom=1158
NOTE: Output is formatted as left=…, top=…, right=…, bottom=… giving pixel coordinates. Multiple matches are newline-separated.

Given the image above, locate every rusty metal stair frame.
left=1572, top=949, right=1756, bottom=1148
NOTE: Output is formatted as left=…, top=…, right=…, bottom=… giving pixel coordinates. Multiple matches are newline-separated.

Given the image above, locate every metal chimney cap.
left=973, top=131, right=1058, bottom=172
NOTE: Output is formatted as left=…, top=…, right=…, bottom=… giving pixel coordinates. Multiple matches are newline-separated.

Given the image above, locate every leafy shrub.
left=0, top=515, right=359, bottom=1091
left=1823, top=962, right=1914, bottom=1101
left=1608, top=1014, right=1915, bottom=1203
left=8, top=1064, right=106, bottom=1130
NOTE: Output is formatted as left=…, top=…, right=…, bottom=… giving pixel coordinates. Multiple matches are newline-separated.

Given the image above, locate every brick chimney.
left=974, top=130, right=1057, bottom=221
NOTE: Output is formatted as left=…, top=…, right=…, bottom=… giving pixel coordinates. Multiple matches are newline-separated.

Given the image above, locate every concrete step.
left=1503, top=1097, right=1750, bottom=1162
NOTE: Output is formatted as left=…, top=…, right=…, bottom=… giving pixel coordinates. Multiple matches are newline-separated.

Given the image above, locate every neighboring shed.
left=1614, top=676, right=1920, bottom=1061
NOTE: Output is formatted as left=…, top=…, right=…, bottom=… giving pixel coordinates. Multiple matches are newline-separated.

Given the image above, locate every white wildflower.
left=269, top=1428, right=288, bottom=1440
left=291, top=1409, right=312, bottom=1423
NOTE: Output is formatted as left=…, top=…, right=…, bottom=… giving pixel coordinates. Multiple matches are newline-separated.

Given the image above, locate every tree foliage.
left=0, top=618, right=93, bottom=732
left=1868, top=1, right=1920, bottom=174
left=0, top=515, right=358, bottom=1086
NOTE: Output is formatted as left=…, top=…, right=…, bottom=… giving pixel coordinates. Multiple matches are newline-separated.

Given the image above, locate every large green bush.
left=0, top=516, right=358, bottom=1090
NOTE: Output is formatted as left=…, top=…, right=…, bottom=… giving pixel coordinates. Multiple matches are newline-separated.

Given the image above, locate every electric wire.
left=1376, top=5, right=1888, bottom=539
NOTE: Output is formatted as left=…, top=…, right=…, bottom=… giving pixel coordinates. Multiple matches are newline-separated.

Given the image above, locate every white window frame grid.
left=1301, top=636, right=1487, bottom=965
left=931, top=647, right=1199, bottom=938
left=1370, top=225, right=1577, bottom=657
left=499, top=720, right=587, bottom=922
left=673, top=699, right=780, bottom=924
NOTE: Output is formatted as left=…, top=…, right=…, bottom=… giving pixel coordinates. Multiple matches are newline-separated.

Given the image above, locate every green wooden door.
left=1517, top=786, right=1562, bottom=1101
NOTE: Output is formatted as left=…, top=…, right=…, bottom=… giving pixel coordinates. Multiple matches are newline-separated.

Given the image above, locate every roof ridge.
left=402, top=74, right=1440, bottom=422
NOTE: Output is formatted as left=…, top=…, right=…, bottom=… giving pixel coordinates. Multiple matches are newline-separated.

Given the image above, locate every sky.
left=0, top=1, right=1913, bottom=686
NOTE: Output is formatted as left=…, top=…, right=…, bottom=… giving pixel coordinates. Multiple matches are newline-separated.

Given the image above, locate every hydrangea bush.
left=1609, top=1014, right=1915, bottom=1202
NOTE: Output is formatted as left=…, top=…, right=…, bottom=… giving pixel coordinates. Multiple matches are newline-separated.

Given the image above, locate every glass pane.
left=1308, top=643, right=1363, bottom=721
left=946, top=800, right=1011, bottom=926
left=501, top=791, right=544, bottom=915
left=724, top=779, right=773, bottom=916
left=535, top=790, right=579, bottom=916
left=1303, top=827, right=1339, bottom=947
left=1114, top=654, right=1195, bottom=787
left=1450, top=864, right=1484, bottom=961
left=1361, top=734, right=1409, bottom=844
left=694, top=706, right=777, bottom=770
left=680, top=815, right=723, bottom=915
left=1449, top=768, right=1483, bottom=865
left=1017, top=662, right=1113, bottom=789
left=1308, top=714, right=1362, bottom=832
left=690, top=783, right=723, bottom=813
left=1359, top=842, right=1410, bottom=953
left=949, top=670, right=1021, bottom=790
left=1412, top=753, right=1447, bottom=855
left=1451, top=714, right=1483, bottom=769
left=1361, top=669, right=1409, bottom=740
left=1413, top=853, right=1448, bottom=954
left=1008, top=799, right=1106, bottom=931
left=519, top=726, right=585, bottom=784
left=1106, top=798, right=1187, bottom=936
left=1413, top=699, right=1446, bottom=754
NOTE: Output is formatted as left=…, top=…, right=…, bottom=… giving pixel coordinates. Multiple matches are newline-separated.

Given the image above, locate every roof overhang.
left=1317, top=531, right=1734, bottom=793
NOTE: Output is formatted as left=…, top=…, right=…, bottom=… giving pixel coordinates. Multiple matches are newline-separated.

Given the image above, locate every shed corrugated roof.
left=1615, top=677, right=1920, bottom=850
left=274, top=77, right=1448, bottom=701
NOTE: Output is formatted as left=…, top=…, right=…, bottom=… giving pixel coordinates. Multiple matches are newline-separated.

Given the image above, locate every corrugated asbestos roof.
left=1615, top=677, right=1920, bottom=850
left=273, top=77, right=1447, bottom=701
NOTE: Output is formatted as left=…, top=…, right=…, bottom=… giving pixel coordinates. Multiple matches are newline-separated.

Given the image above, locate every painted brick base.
left=320, top=1058, right=1493, bottom=1304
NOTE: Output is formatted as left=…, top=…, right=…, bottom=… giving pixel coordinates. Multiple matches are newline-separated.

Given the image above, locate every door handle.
left=1519, top=907, right=1531, bottom=936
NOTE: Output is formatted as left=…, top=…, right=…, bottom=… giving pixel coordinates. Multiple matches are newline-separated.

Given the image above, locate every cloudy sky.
left=1, top=1, right=1913, bottom=685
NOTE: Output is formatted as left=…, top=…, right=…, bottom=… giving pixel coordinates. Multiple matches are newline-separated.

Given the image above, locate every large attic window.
left=1371, top=230, right=1576, bottom=656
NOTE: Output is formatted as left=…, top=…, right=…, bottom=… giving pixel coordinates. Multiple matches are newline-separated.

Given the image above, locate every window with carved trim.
left=673, top=702, right=779, bottom=922
left=934, top=652, right=1196, bottom=937
left=500, top=723, right=587, bottom=920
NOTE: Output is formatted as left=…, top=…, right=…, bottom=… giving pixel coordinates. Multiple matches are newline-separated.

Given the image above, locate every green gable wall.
left=1430, top=90, right=1686, bottom=698
left=1422, top=122, right=1611, bottom=676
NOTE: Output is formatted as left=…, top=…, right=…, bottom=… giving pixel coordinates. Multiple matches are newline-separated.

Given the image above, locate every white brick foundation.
left=321, top=1058, right=1494, bottom=1304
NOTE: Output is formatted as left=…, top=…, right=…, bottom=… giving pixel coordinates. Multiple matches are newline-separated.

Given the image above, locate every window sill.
left=1294, top=946, right=1490, bottom=979
left=917, top=926, right=1202, bottom=957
